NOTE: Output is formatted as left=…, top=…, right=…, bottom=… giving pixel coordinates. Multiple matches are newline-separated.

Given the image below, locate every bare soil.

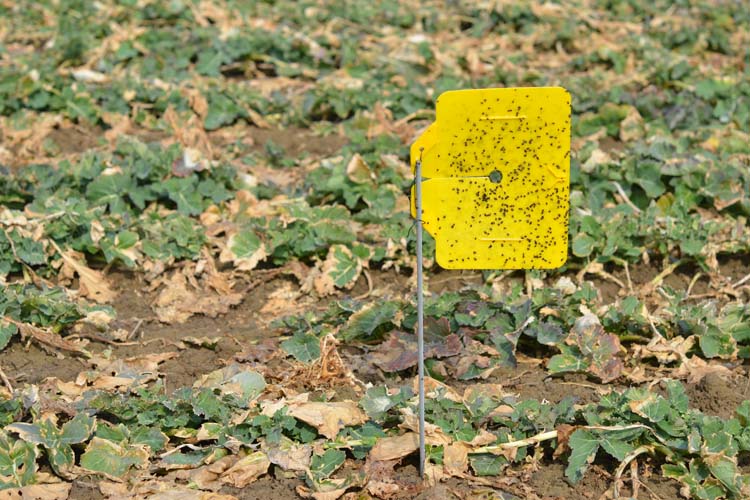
left=246, top=126, right=348, bottom=158
left=528, top=461, right=682, bottom=500
left=45, top=124, right=103, bottom=156
left=687, top=372, right=750, bottom=419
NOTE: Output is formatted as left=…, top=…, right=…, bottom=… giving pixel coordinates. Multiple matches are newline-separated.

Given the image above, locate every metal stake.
left=415, top=153, right=426, bottom=478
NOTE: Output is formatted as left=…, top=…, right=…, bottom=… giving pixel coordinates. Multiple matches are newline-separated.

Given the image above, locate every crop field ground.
left=1, top=1, right=750, bottom=499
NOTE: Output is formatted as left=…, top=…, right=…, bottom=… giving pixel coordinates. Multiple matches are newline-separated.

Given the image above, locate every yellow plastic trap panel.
left=411, top=87, right=571, bottom=270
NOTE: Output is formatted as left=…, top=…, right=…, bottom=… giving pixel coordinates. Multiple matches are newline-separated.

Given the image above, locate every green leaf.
left=162, top=177, right=204, bottom=215
left=325, top=245, right=361, bottom=289
left=629, top=393, right=670, bottom=423
left=86, top=173, right=133, bottom=213
left=225, top=230, right=266, bottom=270
left=705, top=454, right=742, bottom=496
left=197, top=177, right=231, bottom=203
left=191, top=389, right=228, bottom=421
left=9, top=415, right=95, bottom=476
left=140, top=212, right=206, bottom=261
left=633, top=163, right=665, bottom=198
left=490, top=328, right=521, bottom=367
left=161, top=449, right=212, bottom=467
left=360, top=386, right=395, bottom=421
left=532, top=321, right=565, bottom=346
left=226, top=370, right=266, bottom=401
left=571, top=233, right=596, bottom=257
left=205, top=93, right=244, bottom=130
left=196, top=48, right=225, bottom=76
left=736, top=401, right=750, bottom=427
left=94, top=423, right=129, bottom=443
left=699, top=326, right=737, bottom=359
left=101, top=230, right=141, bottom=266
left=665, top=380, right=690, bottom=413
left=339, top=301, right=399, bottom=342
left=565, top=429, right=599, bottom=484
left=194, top=365, right=266, bottom=403
left=116, top=230, right=139, bottom=250
left=196, top=422, right=224, bottom=442
left=46, top=443, right=75, bottom=477
left=281, top=333, right=321, bottom=363
left=5, top=422, right=46, bottom=446
left=548, top=350, right=588, bottom=375
left=60, top=413, right=96, bottom=445
left=469, top=454, right=507, bottom=476
left=130, top=427, right=168, bottom=452
left=0, top=430, right=38, bottom=487
left=12, top=233, right=46, bottom=266
left=598, top=436, right=634, bottom=461
left=80, top=437, right=149, bottom=478
left=0, top=322, right=17, bottom=351
left=310, top=449, right=345, bottom=481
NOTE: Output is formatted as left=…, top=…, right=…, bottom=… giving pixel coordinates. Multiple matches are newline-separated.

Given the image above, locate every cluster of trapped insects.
left=412, top=87, right=571, bottom=270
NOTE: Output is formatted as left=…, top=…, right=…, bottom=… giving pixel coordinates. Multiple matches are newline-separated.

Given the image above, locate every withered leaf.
left=288, top=401, right=367, bottom=439
left=54, top=244, right=117, bottom=304
left=372, top=331, right=461, bottom=372
left=369, top=433, right=419, bottom=462
left=443, top=442, right=469, bottom=476
left=220, top=451, right=270, bottom=488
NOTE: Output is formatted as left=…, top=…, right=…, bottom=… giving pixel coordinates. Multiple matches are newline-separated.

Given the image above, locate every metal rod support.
left=415, top=155, right=426, bottom=478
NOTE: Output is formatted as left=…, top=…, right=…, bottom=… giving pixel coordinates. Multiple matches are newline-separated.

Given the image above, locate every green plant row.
left=277, top=284, right=750, bottom=377
left=2, top=0, right=749, bottom=130
left=0, top=283, right=113, bottom=351
left=2, top=128, right=748, bottom=283
left=1, top=374, right=749, bottom=498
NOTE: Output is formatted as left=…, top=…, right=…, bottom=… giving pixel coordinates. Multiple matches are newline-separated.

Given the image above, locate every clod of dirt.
left=686, top=372, right=750, bottom=419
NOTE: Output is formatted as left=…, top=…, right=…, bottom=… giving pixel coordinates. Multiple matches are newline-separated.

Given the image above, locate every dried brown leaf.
left=100, top=112, right=133, bottom=147
left=266, top=437, right=312, bottom=471
left=185, top=88, right=209, bottom=120
left=399, top=408, right=452, bottom=446
left=220, top=451, right=270, bottom=488
left=312, top=245, right=362, bottom=296
left=6, top=317, right=90, bottom=357
left=553, top=424, right=577, bottom=458
left=443, top=442, right=469, bottom=476
left=0, top=483, right=71, bottom=500
left=369, top=433, right=419, bottom=462
left=567, top=313, right=624, bottom=383
left=85, top=352, right=177, bottom=390
left=153, top=270, right=242, bottom=323
left=163, top=106, right=214, bottom=159
left=345, top=154, right=373, bottom=184
left=188, top=455, right=236, bottom=490
left=675, top=356, right=733, bottom=384
left=288, top=401, right=367, bottom=439
left=53, top=244, right=117, bottom=303
left=410, top=376, right=463, bottom=402
left=364, top=457, right=425, bottom=499
left=100, top=478, right=239, bottom=499
left=465, top=428, right=498, bottom=447
left=619, top=106, right=645, bottom=142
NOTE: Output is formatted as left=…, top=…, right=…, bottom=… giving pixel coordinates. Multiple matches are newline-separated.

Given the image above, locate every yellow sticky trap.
left=411, top=87, right=571, bottom=270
